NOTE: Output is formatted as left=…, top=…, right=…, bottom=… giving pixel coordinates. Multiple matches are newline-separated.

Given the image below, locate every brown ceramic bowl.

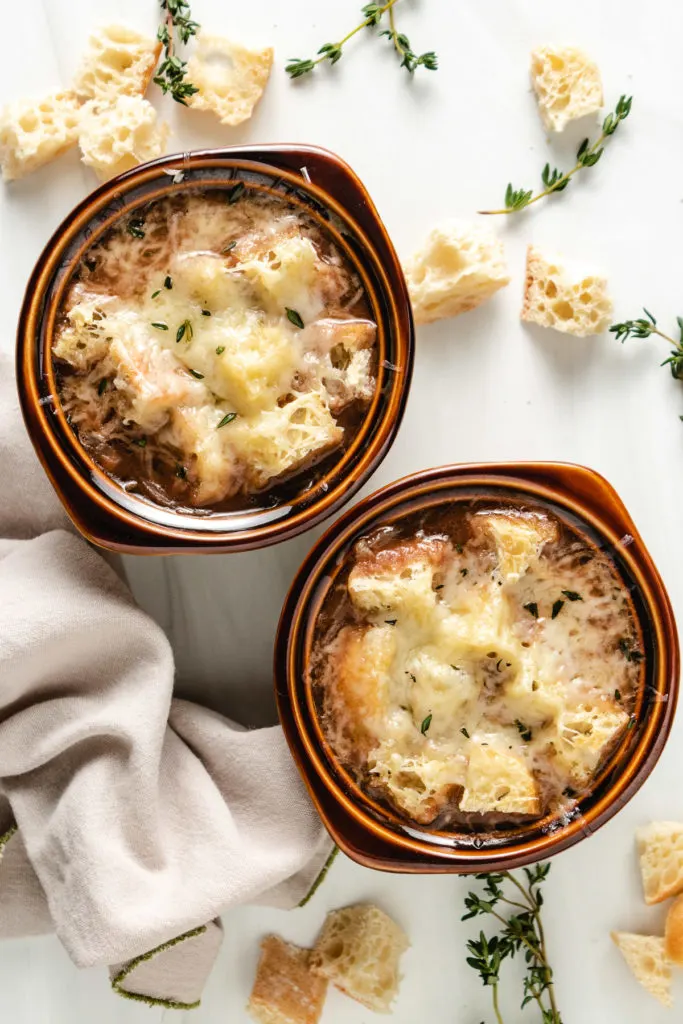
left=16, top=145, right=413, bottom=553
left=275, top=462, right=679, bottom=872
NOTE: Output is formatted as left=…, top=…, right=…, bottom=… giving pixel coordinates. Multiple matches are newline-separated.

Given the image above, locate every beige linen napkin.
left=0, top=357, right=331, bottom=1003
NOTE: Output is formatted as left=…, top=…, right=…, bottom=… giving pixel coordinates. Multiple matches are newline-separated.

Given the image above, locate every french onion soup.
left=51, top=186, right=378, bottom=513
left=310, top=500, right=644, bottom=831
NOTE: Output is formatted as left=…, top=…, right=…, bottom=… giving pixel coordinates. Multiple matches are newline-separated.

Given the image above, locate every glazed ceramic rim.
left=275, top=462, right=679, bottom=869
left=16, top=145, right=414, bottom=552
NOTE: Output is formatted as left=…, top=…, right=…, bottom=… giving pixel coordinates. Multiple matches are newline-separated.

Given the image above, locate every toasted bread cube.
left=109, top=325, right=207, bottom=433
left=0, top=91, right=80, bottom=181
left=207, top=323, right=297, bottom=415
left=405, top=649, right=478, bottom=736
left=665, top=894, right=683, bottom=966
left=403, top=221, right=510, bottom=325
left=460, top=742, right=540, bottom=815
left=241, top=238, right=328, bottom=324
left=73, top=24, right=160, bottom=102
left=171, top=253, right=246, bottom=310
left=550, top=702, right=629, bottom=785
left=311, top=905, right=409, bottom=1013
left=187, top=33, right=273, bottom=126
left=348, top=538, right=448, bottom=620
left=530, top=46, right=603, bottom=133
left=611, top=933, right=672, bottom=1008
left=521, top=245, right=612, bottom=337
left=162, top=405, right=240, bottom=506
left=477, top=511, right=558, bottom=583
left=369, top=744, right=467, bottom=824
left=637, top=822, right=683, bottom=905
left=505, top=660, right=565, bottom=725
left=79, top=95, right=169, bottom=180
left=51, top=293, right=119, bottom=370
left=229, top=392, right=342, bottom=490
left=334, top=625, right=396, bottom=730
left=247, top=935, right=328, bottom=1024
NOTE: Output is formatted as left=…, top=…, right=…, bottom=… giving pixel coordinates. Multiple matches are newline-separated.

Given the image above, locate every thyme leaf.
left=153, top=0, right=200, bottom=105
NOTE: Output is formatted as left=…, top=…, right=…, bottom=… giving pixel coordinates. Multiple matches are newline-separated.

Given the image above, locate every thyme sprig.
left=610, top=309, right=683, bottom=380
left=286, top=1, right=437, bottom=79
left=463, top=865, right=562, bottom=1023
left=480, top=95, right=632, bottom=216
left=154, top=0, right=200, bottom=105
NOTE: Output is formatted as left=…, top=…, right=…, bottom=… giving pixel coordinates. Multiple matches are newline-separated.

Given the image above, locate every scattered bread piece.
left=611, top=932, right=672, bottom=1007
left=73, top=24, right=161, bottom=102
left=247, top=935, right=328, bottom=1024
left=78, top=95, right=169, bottom=180
left=636, top=822, right=683, bottom=905
left=311, top=904, right=409, bottom=1013
left=0, top=91, right=80, bottom=181
left=187, top=33, right=273, bottom=126
left=521, top=245, right=612, bottom=337
left=403, top=221, right=510, bottom=325
left=530, top=46, right=603, bottom=133
left=665, top=894, right=683, bottom=966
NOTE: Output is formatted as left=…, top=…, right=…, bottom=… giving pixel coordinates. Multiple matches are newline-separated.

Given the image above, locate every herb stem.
left=492, top=981, right=505, bottom=1024
left=310, top=0, right=400, bottom=72
left=479, top=150, right=594, bottom=216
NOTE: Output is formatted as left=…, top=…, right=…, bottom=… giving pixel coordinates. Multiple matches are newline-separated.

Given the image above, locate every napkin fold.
left=0, top=358, right=331, bottom=1001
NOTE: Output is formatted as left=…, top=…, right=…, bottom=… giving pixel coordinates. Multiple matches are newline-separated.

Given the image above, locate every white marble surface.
left=2, top=0, right=683, bottom=1021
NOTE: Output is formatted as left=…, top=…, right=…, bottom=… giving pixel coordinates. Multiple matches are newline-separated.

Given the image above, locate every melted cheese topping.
left=314, top=506, right=643, bottom=828
left=52, top=190, right=377, bottom=509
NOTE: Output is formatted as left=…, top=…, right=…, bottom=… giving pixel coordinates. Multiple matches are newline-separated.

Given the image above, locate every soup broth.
left=52, top=187, right=378, bottom=513
left=310, top=498, right=644, bottom=832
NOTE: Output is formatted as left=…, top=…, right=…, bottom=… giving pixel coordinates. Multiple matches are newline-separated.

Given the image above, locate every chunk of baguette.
left=460, top=742, right=540, bottom=815
left=78, top=95, right=169, bottom=180
left=247, top=935, right=328, bottom=1024
left=73, top=24, right=160, bottom=102
left=187, top=33, right=273, bottom=126
left=637, top=821, right=683, bottom=905
left=521, top=245, right=612, bottom=337
left=0, top=91, right=80, bottom=181
left=665, top=894, right=683, bottom=966
left=311, top=904, right=409, bottom=1013
left=611, top=932, right=672, bottom=1008
left=404, top=221, right=510, bottom=325
left=530, top=46, right=603, bottom=133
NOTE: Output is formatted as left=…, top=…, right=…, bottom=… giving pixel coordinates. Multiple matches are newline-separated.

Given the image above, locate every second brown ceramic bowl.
left=16, top=145, right=413, bottom=554
left=275, top=462, right=679, bottom=872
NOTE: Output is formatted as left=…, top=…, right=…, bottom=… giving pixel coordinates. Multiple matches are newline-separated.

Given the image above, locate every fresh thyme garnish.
left=561, top=590, right=582, bottom=602
left=615, top=688, right=622, bottom=702
left=151, top=321, right=169, bottom=330
left=217, top=413, right=237, bottom=429
left=201, top=309, right=211, bottom=317
left=385, top=618, right=397, bottom=625
left=227, top=182, right=245, bottom=204
left=97, top=378, right=108, bottom=396
left=611, top=308, right=683, bottom=381
left=151, top=289, right=161, bottom=299
left=154, top=0, right=200, bottom=105
left=524, top=602, right=539, bottom=618
left=135, top=438, right=147, bottom=448
left=176, top=319, right=193, bottom=343
left=176, top=463, right=187, bottom=479
left=551, top=599, right=564, bottom=620
left=461, top=726, right=470, bottom=739
left=463, top=865, right=562, bottom=1023
left=222, top=241, right=237, bottom=253
left=127, top=219, right=145, bottom=239
left=480, top=95, right=633, bottom=216
left=216, top=346, right=225, bottom=355
left=164, top=275, right=173, bottom=289
left=188, top=368, right=204, bottom=379
left=286, top=1, right=437, bottom=79
left=619, top=638, right=644, bottom=663
left=461, top=568, right=468, bottom=577
left=286, top=307, right=305, bottom=329
left=515, top=719, right=533, bottom=742
left=420, top=713, right=432, bottom=735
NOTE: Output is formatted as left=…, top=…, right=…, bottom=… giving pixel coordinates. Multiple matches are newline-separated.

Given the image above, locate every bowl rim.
left=274, top=460, right=680, bottom=871
left=16, top=144, right=414, bottom=553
